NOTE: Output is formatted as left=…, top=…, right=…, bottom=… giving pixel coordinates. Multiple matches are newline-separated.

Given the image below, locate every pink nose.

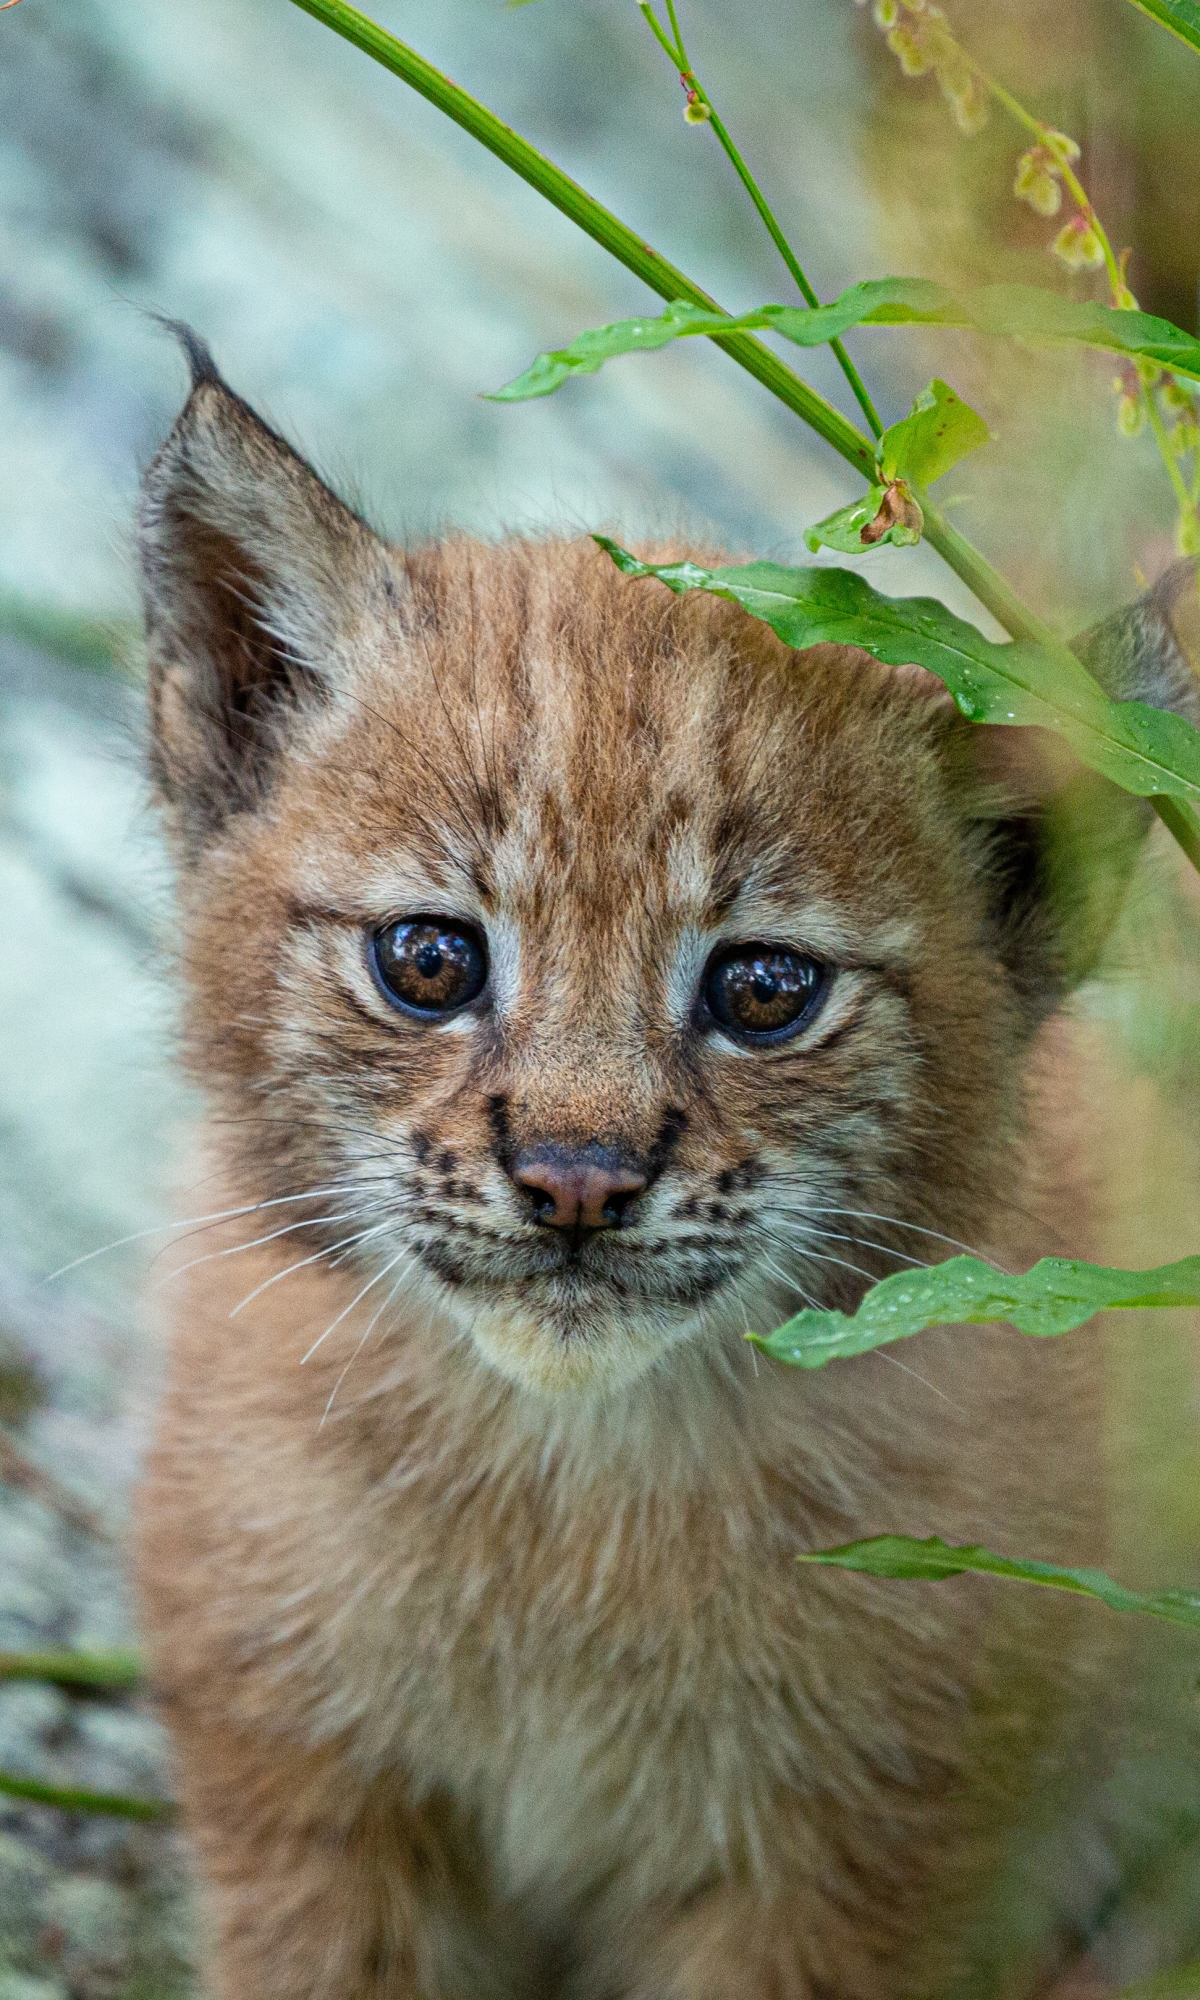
left=513, top=1148, right=648, bottom=1230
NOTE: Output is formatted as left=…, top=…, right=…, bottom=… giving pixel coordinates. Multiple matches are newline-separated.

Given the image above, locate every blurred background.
left=1, top=0, right=1199, bottom=1993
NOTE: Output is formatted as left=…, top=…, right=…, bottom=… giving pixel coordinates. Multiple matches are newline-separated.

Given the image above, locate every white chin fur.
left=459, top=1289, right=697, bottom=1397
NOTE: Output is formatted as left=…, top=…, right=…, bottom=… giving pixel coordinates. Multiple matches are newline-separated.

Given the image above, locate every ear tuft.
left=146, top=312, right=222, bottom=392
left=139, top=351, right=390, bottom=859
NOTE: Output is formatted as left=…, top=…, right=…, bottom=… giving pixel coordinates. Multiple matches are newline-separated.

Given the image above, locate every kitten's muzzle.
left=511, top=1142, right=647, bottom=1236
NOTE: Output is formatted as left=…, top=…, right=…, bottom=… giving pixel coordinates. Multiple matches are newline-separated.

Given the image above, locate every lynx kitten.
left=136, top=338, right=1199, bottom=1999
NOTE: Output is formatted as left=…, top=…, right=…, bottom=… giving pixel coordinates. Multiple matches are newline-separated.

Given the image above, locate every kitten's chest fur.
left=165, top=1209, right=1078, bottom=1918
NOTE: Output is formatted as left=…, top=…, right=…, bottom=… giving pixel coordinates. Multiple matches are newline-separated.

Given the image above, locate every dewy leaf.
left=878, top=379, right=991, bottom=488
left=594, top=541, right=1200, bottom=805
left=745, top=1252, right=1200, bottom=1369
left=490, top=279, right=1200, bottom=401
left=796, top=1536, right=1200, bottom=1632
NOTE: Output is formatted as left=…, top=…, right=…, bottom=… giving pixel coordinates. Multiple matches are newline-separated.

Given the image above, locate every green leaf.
left=796, top=1536, right=1200, bottom=1632
left=0, top=1649, right=143, bottom=1692
left=878, top=378, right=991, bottom=488
left=804, top=488, right=890, bottom=554
left=746, top=1251, right=1200, bottom=1368
left=485, top=301, right=736, bottom=400
left=490, top=278, right=1200, bottom=401
left=0, top=1770, right=172, bottom=1821
left=593, top=541, right=1200, bottom=806
left=1124, top=0, right=1200, bottom=59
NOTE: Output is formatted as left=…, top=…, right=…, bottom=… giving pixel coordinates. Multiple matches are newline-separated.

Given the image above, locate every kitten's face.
left=141, top=368, right=1121, bottom=1396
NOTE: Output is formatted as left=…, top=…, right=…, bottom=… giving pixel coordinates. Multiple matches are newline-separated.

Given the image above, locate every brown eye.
left=371, top=918, right=488, bottom=1017
left=703, top=943, right=825, bottom=1043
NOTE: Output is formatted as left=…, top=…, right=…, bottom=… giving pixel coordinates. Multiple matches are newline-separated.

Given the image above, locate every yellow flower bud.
left=873, top=0, right=900, bottom=26
left=1116, top=392, right=1145, bottom=438
left=950, top=79, right=988, bottom=134
left=1052, top=219, right=1105, bottom=271
left=887, top=22, right=931, bottom=73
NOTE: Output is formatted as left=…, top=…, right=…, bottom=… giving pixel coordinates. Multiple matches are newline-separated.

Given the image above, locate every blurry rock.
left=40, top=1877, right=134, bottom=2000
left=0, top=1834, right=52, bottom=1967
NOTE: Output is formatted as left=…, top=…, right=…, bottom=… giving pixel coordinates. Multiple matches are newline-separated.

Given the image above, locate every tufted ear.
left=957, top=562, right=1200, bottom=1022
left=138, top=329, right=393, bottom=860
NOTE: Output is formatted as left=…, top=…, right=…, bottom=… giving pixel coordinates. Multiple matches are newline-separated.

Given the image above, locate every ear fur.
left=139, top=329, right=390, bottom=858
left=958, top=561, right=1200, bottom=1020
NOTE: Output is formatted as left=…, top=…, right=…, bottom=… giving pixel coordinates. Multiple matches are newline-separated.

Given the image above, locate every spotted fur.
left=135, top=351, right=1196, bottom=1999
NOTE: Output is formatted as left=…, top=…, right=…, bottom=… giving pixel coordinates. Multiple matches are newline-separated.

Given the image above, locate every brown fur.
left=134, top=352, right=1191, bottom=1998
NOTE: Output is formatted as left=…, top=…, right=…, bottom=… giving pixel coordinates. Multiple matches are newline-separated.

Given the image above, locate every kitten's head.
left=139, top=345, right=1196, bottom=1395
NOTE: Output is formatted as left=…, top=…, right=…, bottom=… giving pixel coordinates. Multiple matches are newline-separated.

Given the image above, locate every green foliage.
left=804, top=378, right=989, bottom=551
left=491, top=280, right=1200, bottom=403
left=0, top=1649, right=143, bottom=1691
left=878, top=378, right=991, bottom=489
left=1124, top=0, right=1200, bottom=58
left=1118, top=1966, right=1200, bottom=1999
left=0, top=1770, right=171, bottom=1820
left=796, top=1537, right=1200, bottom=1630
left=746, top=1253, right=1200, bottom=1368
left=594, top=540, right=1200, bottom=806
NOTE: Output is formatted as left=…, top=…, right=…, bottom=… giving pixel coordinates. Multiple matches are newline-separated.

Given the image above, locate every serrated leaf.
left=1124, top=0, right=1200, bottom=59
left=878, top=378, right=991, bottom=488
left=796, top=1536, right=1200, bottom=1631
left=745, top=1252, right=1200, bottom=1368
left=489, top=278, right=1200, bottom=402
left=593, top=540, right=1200, bottom=805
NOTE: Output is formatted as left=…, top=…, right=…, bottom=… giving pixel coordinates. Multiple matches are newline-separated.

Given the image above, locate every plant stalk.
left=284, top=0, right=1200, bottom=869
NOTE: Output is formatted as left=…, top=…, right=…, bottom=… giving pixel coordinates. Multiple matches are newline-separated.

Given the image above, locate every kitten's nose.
left=512, top=1145, right=648, bottom=1231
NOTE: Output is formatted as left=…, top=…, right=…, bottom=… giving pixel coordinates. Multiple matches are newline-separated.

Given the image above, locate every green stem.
left=640, top=1, right=882, bottom=436
left=1145, top=382, right=1197, bottom=514
left=286, top=0, right=875, bottom=482
left=0, top=1771, right=171, bottom=1821
left=284, top=0, right=1200, bottom=871
left=0, top=1649, right=142, bottom=1692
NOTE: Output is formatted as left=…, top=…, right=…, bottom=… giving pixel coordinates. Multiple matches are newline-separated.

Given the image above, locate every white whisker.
left=302, top=1247, right=414, bottom=1366
left=42, top=1186, right=361, bottom=1284
left=318, top=1260, right=416, bottom=1427
left=229, top=1222, right=394, bottom=1319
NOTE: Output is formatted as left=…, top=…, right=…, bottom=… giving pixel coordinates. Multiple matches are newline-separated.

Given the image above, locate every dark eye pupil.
left=704, top=945, right=823, bottom=1039
left=373, top=919, right=487, bottom=1016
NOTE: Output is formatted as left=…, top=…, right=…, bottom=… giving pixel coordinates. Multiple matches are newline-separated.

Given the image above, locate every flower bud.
left=950, top=78, right=988, bottom=134
left=873, top=0, right=900, bottom=26
left=1160, top=375, right=1191, bottom=414
left=1052, top=217, right=1105, bottom=271
left=1043, top=128, right=1081, bottom=166
left=1014, top=147, right=1061, bottom=212
left=887, top=22, right=931, bottom=73
left=1116, top=392, right=1145, bottom=438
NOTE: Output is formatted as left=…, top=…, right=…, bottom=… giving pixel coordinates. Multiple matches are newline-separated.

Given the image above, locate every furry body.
left=135, top=356, right=1190, bottom=1998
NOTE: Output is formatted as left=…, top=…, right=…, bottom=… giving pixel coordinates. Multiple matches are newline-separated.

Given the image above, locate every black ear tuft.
left=965, top=563, right=1200, bottom=1023
left=139, top=349, right=391, bottom=860
left=151, top=315, right=222, bottom=392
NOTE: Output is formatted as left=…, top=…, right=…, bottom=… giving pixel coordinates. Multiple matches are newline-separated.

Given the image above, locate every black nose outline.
left=509, top=1141, right=649, bottom=1241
